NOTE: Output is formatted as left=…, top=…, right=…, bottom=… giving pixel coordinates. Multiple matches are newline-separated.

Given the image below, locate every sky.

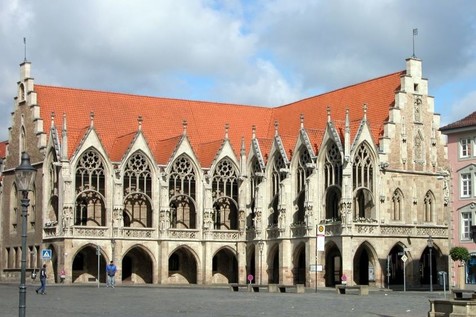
left=1, top=0, right=475, bottom=142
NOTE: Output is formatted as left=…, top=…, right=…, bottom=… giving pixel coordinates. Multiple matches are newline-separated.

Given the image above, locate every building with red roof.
left=0, top=57, right=449, bottom=289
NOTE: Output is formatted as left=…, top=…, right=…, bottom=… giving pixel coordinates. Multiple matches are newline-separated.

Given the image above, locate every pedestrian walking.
left=35, top=264, right=47, bottom=295
left=106, top=261, right=117, bottom=288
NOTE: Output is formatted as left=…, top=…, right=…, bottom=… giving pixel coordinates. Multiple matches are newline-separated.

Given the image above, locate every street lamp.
left=427, top=236, right=434, bottom=292
left=258, top=241, right=264, bottom=285
left=15, top=152, right=37, bottom=317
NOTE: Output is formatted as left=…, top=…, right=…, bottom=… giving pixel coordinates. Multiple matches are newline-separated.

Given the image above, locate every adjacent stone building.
left=0, top=57, right=449, bottom=288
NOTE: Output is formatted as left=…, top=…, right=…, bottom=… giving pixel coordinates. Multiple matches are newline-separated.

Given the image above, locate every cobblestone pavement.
left=0, top=283, right=444, bottom=317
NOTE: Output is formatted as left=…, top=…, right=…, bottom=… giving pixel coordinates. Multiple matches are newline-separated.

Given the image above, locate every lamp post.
left=258, top=241, right=264, bottom=285
left=427, top=236, right=434, bottom=292
left=15, top=152, right=37, bottom=317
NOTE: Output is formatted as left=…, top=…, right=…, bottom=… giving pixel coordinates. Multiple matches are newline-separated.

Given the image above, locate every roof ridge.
left=34, top=84, right=268, bottom=109
left=276, top=70, right=405, bottom=108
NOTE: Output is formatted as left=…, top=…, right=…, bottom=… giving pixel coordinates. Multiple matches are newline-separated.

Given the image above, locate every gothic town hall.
left=0, top=57, right=450, bottom=288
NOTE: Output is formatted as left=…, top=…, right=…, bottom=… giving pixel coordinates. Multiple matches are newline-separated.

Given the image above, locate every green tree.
left=450, top=246, right=470, bottom=263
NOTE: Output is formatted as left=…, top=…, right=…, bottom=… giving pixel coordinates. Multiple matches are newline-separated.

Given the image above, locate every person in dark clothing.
left=36, top=264, right=47, bottom=295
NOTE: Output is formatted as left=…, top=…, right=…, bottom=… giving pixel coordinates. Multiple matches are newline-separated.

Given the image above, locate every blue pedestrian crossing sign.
left=42, top=249, right=52, bottom=260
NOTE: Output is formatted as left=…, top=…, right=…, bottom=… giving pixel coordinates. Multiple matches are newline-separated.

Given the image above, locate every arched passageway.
left=212, top=248, right=238, bottom=283
left=325, top=242, right=342, bottom=287
left=353, top=243, right=376, bottom=285
left=268, top=245, right=280, bottom=284
left=72, top=245, right=107, bottom=283
left=168, top=247, right=198, bottom=284
left=293, top=244, right=306, bottom=284
left=122, top=246, right=153, bottom=284
left=387, top=245, right=404, bottom=286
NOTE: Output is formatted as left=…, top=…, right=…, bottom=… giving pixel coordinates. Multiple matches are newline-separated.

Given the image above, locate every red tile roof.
left=440, top=111, right=476, bottom=132
left=34, top=70, right=403, bottom=167
left=0, top=141, right=7, bottom=159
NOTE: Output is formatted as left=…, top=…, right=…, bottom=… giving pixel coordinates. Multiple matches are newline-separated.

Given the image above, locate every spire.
left=90, top=111, right=95, bottom=128
left=182, top=119, right=188, bottom=135
left=61, top=113, right=68, bottom=160
left=327, top=106, right=331, bottom=123
left=51, top=112, right=56, bottom=128
left=344, top=108, right=350, bottom=163
left=252, top=125, right=256, bottom=139
left=345, top=109, right=350, bottom=133
left=138, top=116, right=143, bottom=131
left=274, top=120, right=279, bottom=136
left=240, top=136, right=246, bottom=156
left=225, top=123, right=229, bottom=140
left=363, top=104, right=367, bottom=121
left=300, top=113, right=304, bottom=129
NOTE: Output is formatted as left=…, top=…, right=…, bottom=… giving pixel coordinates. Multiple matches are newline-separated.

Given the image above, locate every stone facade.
left=0, top=57, right=450, bottom=288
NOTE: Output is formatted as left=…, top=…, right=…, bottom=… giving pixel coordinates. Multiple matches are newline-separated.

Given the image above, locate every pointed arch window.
left=324, top=142, right=342, bottom=220
left=424, top=191, right=435, bottom=222
left=295, top=147, right=312, bottom=223
left=47, top=150, right=59, bottom=226
left=352, top=143, right=374, bottom=191
left=325, top=142, right=342, bottom=189
left=74, top=150, right=106, bottom=226
left=212, top=159, right=239, bottom=230
left=169, top=155, right=197, bottom=229
left=123, top=152, right=153, bottom=227
left=353, top=143, right=375, bottom=220
left=10, top=183, right=18, bottom=232
left=248, top=158, right=262, bottom=229
left=270, top=153, right=287, bottom=225
left=392, top=189, right=404, bottom=221
left=20, top=126, right=26, bottom=162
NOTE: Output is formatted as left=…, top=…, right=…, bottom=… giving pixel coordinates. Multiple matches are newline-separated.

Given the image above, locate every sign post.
left=96, top=245, right=100, bottom=288
left=315, top=225, right=325, bottom=293
left=401, top=253, right=408, bottom=292
left=41, top=249, right=52, bottom=261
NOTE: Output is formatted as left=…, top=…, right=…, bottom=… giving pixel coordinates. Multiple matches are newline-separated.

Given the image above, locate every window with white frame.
left=474, top=137, right=476, bottom=157
left=461, top=173, right=472, bottom=198
left=460, top=138, right=472, bottom=158
left=461, top=211, right=473, bottom=240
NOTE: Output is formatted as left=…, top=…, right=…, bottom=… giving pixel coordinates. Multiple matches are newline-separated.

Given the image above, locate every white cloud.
left=215, top=58, right=302, bottom=106
left=449, top=91, right=476, bottom=123
left=0, top=0, right=476, bottom=141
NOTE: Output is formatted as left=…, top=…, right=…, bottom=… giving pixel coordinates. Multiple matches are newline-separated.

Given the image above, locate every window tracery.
left=392, top=189, right=403, bottom=221
left=295, top=147, right=312, bottom=223
left=75, top=150, right=106, bottom=226
left=270, top=153, right=286, bottom=225
left=123, top=152, right=152, bottom=227
left=212, top=159, right=238, bottom=230
left=169, top=155, right=196, bottom=229
left=424, top=191, right=434, bottom=222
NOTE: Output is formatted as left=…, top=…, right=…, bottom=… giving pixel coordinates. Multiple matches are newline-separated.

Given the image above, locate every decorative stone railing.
left=210, top=230, right=242, bottom=241
left=44, top=223, right=448, bottom=241
left=291, top=225, right=307, bottom=237
left=118, top=227, right=156, bottom=239
left=43, top=226, right=57, bottom=237
left=325, top=223, right=343, bottom=236
left=168, top=229, right=199, bottom=240
left=355, top=223, right=448, bottom=238
left=71, top=226, right=109, bottom=237
left=246, top=229, right=257, bottom=241
left=267, top=228, right=281, bottom=239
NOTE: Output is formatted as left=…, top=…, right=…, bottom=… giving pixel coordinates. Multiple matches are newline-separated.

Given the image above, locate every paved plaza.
left=0, top=283, right=442, bottom=317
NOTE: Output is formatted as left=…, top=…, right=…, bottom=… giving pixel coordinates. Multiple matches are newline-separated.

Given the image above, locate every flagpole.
left=412, top=28, right=418, bottom=58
